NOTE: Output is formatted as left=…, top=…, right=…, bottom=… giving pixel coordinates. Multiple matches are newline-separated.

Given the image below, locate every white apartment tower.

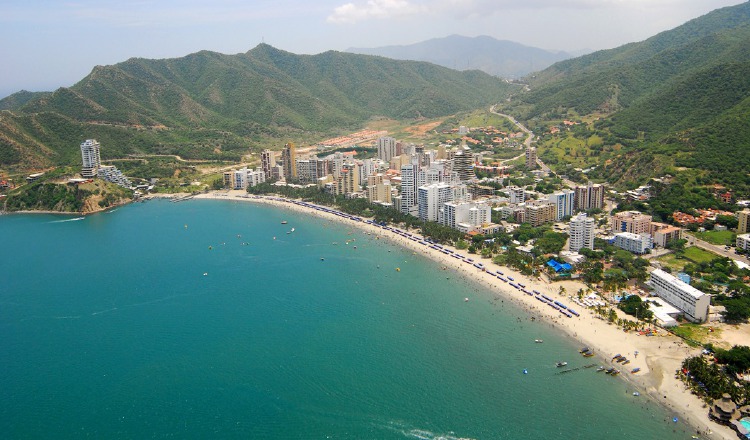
left=549, top=189, right=575, bottom=221
left=649, top=269, right=710, bottom=322
left=569, top=213, right=595, bottom=252
left=417, top=183, right=453, bottom=222
left=80, top=139, right=102, bottom=178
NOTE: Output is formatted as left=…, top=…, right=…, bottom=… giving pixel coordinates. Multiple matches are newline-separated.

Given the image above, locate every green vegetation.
left=1, top=44, right=516, bottom=170
left=617, top=295, right=653, bottom=321
left=671, top=323, right=715, bottom=347
left=681, top=247, right=718, bottom=264
left=500, top=2, right=750, bottom=196
left=3, top=179, right=132, bottom=213
left=681, top=345, right=750, bottom=405
left=694, top=230, right=735, bottom=246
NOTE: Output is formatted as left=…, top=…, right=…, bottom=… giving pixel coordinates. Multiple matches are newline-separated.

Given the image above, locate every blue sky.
left=0, top=0, right=744, bottom=98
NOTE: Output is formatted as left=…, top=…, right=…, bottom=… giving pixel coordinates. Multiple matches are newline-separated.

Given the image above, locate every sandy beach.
left=191, top=190, right=734, bottom=439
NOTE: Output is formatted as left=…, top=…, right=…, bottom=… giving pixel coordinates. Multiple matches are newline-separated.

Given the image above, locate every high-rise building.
left=377, top=137, right=397, bottom=163
left=569, top=213, right=595, bottom=252
left=399, top=164, right=419, bottom=216
left=524, top=201, right=556, bottom=227
left=549, top=189, right=575, bottom=220
left=441, top=201, right=492, bottom=232
left=334, top=163, right=359, bottom=196
left=612, top=211, right=652, bottom=234
left=261, top=149, right=275, bottom=178
left=574, top=182, right=605, bottom=211
left=80, top=139, right=102, bottom=178
left=281, top=143, right=297, bottom=181
left=525, top=146, right=537, bottom=169
left=506, top=185, right=525, bottom=204
left=452, top=145, right=474, bottom=182
left=738, top=210, right=750, bottom=234
left=417, top=183, right=453, bottom=222
left=367, top=174, right=392, bottom=204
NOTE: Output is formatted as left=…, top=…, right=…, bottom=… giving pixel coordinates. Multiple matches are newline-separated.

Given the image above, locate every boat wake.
left=49, top=217, right=85, bottom=223
left=387, top=422, right=475, bottom=440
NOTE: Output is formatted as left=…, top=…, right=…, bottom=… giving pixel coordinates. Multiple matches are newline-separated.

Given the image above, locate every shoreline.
left=190, top=190, right=734, bottom=439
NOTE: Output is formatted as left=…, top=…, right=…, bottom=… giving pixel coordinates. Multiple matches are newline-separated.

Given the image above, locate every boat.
left=610, top=369, right=620, bottom=376
left=596, top=366, right=606, bottom=372
left=612, top=354, right=622, bottom=360
left=556, top=361, right=568, bottom=368
left=605, top=367, right=616, bottom=374
left=464, top=297, right=469, bottom=302
left=579, top=347, right=590, bottom=353
left=582, top=351, right=594, bottom=357
left=622, top=359, right=630, bottom=365
left=631, top=367, right=641, bottom=373
left=535, top=339, right=543, bottom=343
left=633, top=392, right=640, bottom=396
left=281, top=220, right=288, bottom=224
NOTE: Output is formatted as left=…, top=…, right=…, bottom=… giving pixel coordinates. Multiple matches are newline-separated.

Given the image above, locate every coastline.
left=191, top=189, right=734, bottom=440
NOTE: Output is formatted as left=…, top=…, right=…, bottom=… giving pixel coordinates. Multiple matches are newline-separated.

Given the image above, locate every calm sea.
left=0, top=199, right=693, bottom=439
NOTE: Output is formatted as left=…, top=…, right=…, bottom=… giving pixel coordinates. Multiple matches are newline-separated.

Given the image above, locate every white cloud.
left=327, top=0, right=425, bottom=24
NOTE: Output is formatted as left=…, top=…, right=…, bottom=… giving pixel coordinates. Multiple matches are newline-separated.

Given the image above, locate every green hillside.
left=1, top=44, right=514, bottom=169
left=504, top=1, right=750, bottom=196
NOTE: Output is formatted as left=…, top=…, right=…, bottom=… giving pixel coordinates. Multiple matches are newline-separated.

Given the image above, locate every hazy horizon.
left=1, top=0, right=745, bottom=99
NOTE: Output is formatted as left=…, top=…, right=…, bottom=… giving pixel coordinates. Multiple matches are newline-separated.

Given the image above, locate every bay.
left=0, top=199, right=691, bottom=438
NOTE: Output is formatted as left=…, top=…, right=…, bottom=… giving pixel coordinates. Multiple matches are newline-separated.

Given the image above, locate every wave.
left=386, top=421, right=475, bottom=440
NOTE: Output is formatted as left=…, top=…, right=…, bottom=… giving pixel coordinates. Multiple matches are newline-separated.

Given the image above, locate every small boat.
left=203, top=272, right=208, bottom=276
left=535, top=339, right=544, bottom=343
left=633, top=392, right=640, bottom=396
left=320, top=258, right=325, bottom=261
left=579, top=347, right=590, bottom=353
left=582, top=351, right=594, bottom=357
left=596, top=366, right=606, bottom=372
left=622, top=359, right=631, bottom=365
left=605, top=367, right=616, bottom=374
left=610, top=369, right=620, bottom=376
left=556, top=361, right=568, bottom=368
left=281, top=221, right=288, bottom=224
left=464, top=297, right=469, bottom=302
left=612, top=354, right=622, bottom=360
left=631, top=367, right=641, bottom=373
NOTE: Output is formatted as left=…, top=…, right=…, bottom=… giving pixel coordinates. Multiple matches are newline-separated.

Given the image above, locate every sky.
left=0, top=0, right=745, bottom=99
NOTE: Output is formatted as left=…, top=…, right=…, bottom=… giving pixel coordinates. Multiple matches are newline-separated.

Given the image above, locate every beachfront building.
left=524, top=201, right=556, bottom=227
left=574, top=182, right=605, bottom=211
left=261, top=149, right=275, bottom=178
left=418, top=183, right=453, bottom=222
left=650, top=222, right=682, bottom=247
left=296, top=157, right=330, bottom=184
left=648, top=268, right=710, bottom=322
left=737, top=233, right=750, bottom=251
left=569, top=213, right=595, bottom=252
left=441, top=201, right=494, bottom=233
left=549, top=189, right=575, bottom=221
left=399, top=163, right=420, bottom=216
left=281, top=143, right=297, bottom=181
left=333, top=163, right=359, bottom=196
left=738, top=210, right=750, bottom=234
left=612, top=211, right=652, bottom=235
left=506, top=185, right=525, bottom=204
left=613, top=232, right=652, bottom=254
left=97, top=165, right=131, bottom=188
left=366, top=174, right=392, bottom=205
left=226, top=167, right=266, bottom=190
left=525, top=146, right=537, bottom=169
left=80, top=139, right=102, bottom=178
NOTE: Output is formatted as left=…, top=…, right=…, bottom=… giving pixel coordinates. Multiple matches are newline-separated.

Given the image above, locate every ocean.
left=0, top=199, right=692, bottom=439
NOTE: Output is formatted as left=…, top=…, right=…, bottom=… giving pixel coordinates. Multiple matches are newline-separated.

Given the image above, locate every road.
left=684, top=232, right=749, bottom=263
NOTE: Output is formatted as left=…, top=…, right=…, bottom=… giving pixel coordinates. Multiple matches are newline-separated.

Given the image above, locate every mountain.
left=347, top=35, right=575, bottom=79
left=0, top=44, right=514, bottom=169
left=0, top=90, right=51, bottom=111
left=504, top=2, right=750, bottom=195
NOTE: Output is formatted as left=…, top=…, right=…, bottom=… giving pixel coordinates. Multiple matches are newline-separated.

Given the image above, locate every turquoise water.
left=1, top=199, right=692, bottom=439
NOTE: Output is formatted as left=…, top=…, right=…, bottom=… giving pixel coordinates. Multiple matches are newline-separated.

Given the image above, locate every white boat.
left=534, top=339, right=543, bottom=343
left=556, top=361, right=568, bottom=368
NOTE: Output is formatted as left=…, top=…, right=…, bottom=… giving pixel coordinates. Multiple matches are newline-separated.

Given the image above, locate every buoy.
left=672, top=417, right=678, bottom=423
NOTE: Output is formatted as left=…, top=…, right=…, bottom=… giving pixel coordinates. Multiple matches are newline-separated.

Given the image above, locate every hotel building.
left=649, top=268, right=710, bottom=322
left=417, top=183, right=453, bottom=222
left=612, top=211, right=652, bottom=234
left=549, top=189, right=575, bottom=221
left=574, top=182, right=605, bottom=211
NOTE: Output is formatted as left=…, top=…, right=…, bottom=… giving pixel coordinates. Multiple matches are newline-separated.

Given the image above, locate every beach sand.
left=193, top=190, right=734, bottom=439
